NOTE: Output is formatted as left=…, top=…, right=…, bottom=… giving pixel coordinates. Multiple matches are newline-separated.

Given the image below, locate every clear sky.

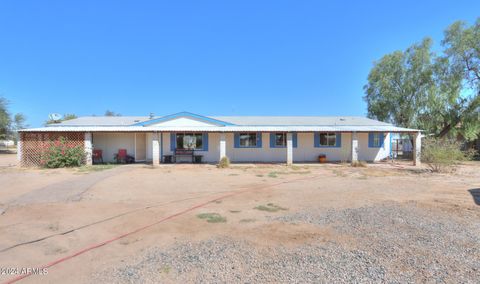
left=1, top=1, right=479, bottom=127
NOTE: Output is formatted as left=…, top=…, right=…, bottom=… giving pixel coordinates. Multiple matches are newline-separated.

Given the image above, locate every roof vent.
left=339, top=118, right=346, bottom=121
left=149, top=113, right=154, bottom=119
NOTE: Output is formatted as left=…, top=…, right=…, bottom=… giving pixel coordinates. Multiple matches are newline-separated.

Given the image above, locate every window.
left=370, top=133, right=383, bottom=147
left=319, top=132, right=336, bottom=146
left=275, top=133, right=286, bottom=147
left=239, top=133, right=257, bottom=147
left=176, top=133, right=203, bottom=149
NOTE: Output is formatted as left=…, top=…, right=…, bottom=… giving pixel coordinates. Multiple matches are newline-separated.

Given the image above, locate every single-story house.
left=18, top=112, right=422, bottom=166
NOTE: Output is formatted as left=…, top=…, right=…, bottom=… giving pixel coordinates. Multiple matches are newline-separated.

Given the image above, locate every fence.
left=19, top=132, right=85, bottom=167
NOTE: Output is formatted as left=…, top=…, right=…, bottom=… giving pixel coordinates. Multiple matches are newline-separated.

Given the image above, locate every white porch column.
left=351, top=131, right=358, bottom=162
left=152, top=132, right=160, bottom=166
left=286, top=132, right=293, bottom=165
left=219, top=133, right=226, bottom=160
left=84, top=132, right=93, bottom=166
left=413, top=131, right=421, bottom=166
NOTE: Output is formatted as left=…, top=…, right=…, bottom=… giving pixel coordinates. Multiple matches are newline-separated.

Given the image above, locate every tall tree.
left=364, top=38, right=435, bottom=129
left=13, top=113, right=27, bottom=131
left=437, top=19, right=480, bottom=139
left=0, top=97, right=11, bottom=140
left=364, top=18, right=480, bottom=141
left=104, top=110, right=121, bottom=116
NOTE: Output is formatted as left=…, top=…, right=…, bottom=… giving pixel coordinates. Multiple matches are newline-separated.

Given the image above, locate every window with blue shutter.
left=368, top=133, right=384, bottom=148
left=202, top=133, right=209, bottom=151
left=234, top=132, right=262, bottom=148
left=171, top=132, right=208, bottom=151
left=314, top=132, right=341, bottom=148
left=170, top=133, right=176, bottom=151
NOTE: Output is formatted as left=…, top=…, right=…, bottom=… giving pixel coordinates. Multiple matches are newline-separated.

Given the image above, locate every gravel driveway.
left=95, top=201, right=480, bottom=283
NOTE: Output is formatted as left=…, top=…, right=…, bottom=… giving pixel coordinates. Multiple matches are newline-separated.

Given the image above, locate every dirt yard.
left=0, top=154, right=479, bottom=283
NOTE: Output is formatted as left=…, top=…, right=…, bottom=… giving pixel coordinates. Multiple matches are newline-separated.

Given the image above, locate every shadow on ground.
left=468, top=188, right=480, bottom=205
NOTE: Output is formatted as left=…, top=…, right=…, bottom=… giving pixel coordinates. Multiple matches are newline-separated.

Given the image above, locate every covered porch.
left=86, top=131, right=422, bottom=166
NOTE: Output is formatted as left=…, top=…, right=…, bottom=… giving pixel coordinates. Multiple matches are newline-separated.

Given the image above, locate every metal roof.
left=50, top=115, right=394, bottom=127
left=210, top=116, right=392, bottom=126
left=50, top=116, right=156, bottom=126
left=20, top=125, right=419, bottom=133
left=23, top=113, right=420, bottom=132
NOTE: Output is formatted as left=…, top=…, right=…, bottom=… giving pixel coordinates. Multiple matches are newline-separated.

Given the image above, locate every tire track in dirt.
left=0, top=166, right=134, bottom=215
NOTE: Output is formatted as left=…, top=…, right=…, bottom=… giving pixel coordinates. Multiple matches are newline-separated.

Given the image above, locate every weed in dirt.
left=332, top=169, right=348, bottom=177
left=268, top=172, right=278, bottom=178
left=269, top=171, right=310, bottom=178
left=256, top=174, right=264, bottom=177
left=159, top=265, right=171, bottom=274
left=197, top=213, right=227, bottom=223
left=228, top=173, right=239, bottom=176
left=214, top=200, right=222, bottom=204
left=229, top=210, right=241, bottom=213
left=254, top=203, right=288, bottom=212
left=239, top=218, right=256, bottom=223
left=47, top=223, right=59, bottom=231
left=351, top=161, right=367, bottom=167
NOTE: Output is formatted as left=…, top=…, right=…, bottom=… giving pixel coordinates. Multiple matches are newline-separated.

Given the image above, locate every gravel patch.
left=94, top=202, right=480, bottom=283
left=274, top=201, right=480, bottom=283
left=94, top=239, right=389, bottom=283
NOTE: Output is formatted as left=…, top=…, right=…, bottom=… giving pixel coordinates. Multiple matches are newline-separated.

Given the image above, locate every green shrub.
left=40, top=137, right=85, bottom=168
left=422, top=138, right=473, bottom=172
left=217, top=156, right=230, bottom=168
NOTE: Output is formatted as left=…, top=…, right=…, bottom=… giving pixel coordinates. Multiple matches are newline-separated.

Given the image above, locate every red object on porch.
left=92, top=149, right=103, bottom=164
left=117, top=149, right=127, bottom=163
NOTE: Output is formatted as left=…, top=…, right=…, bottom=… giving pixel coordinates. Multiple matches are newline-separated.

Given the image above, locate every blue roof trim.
left=132, top=112, right=235, bottom=126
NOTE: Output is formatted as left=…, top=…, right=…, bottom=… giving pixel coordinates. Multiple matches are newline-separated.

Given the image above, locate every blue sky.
left=1, top=1, right=479, bottom=127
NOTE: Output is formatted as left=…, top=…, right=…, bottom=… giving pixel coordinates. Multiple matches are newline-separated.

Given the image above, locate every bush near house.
left=422, top=138, right=474, bottom=172
left=217, top=156, right=230, bottom=168
left=40, top=137, right=85, bottom=168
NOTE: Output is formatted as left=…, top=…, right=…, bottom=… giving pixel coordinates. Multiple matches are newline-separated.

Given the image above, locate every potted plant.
left=318, top=154, right=327, bottom=163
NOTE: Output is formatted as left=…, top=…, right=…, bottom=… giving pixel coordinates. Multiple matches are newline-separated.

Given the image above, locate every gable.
left=149, top=117, right=219, bottom=127
left=133, top=112, right=234, bottom=127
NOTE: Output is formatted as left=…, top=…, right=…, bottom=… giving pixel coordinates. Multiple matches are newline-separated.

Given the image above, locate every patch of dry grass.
left=197, top=213, right=227, bottom=223
left=254, top=203, right=288, bottom=212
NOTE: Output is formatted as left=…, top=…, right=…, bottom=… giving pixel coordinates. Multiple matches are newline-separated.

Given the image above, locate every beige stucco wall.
left=143, top=132, right=391, bottom=163
left=92, top=133, right=135, bottom=162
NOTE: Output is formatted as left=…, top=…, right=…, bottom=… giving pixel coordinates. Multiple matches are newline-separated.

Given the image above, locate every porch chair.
left=116, top=149, right=127, bottom=164
left=92, top=149, right=103, bottom=164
